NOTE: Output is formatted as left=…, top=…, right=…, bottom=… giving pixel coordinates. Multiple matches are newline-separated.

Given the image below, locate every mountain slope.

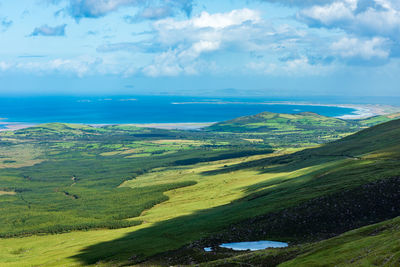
left=69, top=119, right=400, bottom=266
left=201, top=216, right=400, bottom=267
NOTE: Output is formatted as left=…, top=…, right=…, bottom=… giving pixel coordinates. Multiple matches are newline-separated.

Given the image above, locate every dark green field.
left=0, top=112, right=399, bottom=266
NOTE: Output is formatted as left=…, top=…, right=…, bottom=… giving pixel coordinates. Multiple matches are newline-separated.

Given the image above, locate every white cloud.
left=140, top=8, right=313, bottom=76
left=139, top=9, right=265, bottom=76
left=298, top=1, right=354, bottom=27
left=331, top=36, right=389, bottom=60
left=295, top=0, right=400, bottom=65
left=155, top=8, right=261, bottom=30
left=298, top=0, right=400, bottom=40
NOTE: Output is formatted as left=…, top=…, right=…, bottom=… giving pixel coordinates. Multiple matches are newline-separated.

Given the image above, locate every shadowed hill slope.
left=205, top=118, right=400, bottom=176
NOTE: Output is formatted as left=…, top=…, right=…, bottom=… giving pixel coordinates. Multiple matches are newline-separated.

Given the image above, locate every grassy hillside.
left=0, top=118, right=400, bottom=266
left=206, top=112, right=354, bottom=133
left=201, top=216, right=400, bottom=267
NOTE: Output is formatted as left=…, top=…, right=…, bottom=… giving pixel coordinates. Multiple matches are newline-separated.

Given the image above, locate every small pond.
left=204, top=240, right=288, bottom=252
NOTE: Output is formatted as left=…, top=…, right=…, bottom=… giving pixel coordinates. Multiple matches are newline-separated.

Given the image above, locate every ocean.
left=0, top=96, right=357, bottom=124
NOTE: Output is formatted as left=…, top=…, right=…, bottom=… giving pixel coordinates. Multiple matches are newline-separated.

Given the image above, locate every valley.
left=0, top=112, right=399, bottom=266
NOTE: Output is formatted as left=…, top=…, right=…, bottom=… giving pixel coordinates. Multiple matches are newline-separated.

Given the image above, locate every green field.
left=0, top=112, right=399, bottom=266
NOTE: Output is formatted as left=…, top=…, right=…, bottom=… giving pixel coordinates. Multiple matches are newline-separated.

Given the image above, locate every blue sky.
left=0, top=0, right=399, bottom=96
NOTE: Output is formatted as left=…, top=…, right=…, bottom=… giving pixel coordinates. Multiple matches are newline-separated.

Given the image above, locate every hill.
left=205, top=111, right=400, bottom=148
left=205, top=111, right=364, bottom=148
left=0, top=118, right=400, bottom=266
left=138, top=118, right=400, bottom=265
left=206, top=111, right=356, bottom=133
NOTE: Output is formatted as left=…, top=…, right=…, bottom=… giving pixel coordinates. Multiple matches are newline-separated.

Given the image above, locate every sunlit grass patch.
left=242, top=138, right=263, bottom=143
left=148, top=139, right=207, bottom=145
left=0, top=190, right=16, bottom=196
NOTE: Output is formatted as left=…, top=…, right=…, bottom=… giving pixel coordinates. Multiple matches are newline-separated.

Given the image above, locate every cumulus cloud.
left=141, top=9, right=266, bottom=76
left=152, top=8, right=263, bottom=53
left=30, top=24, right=67, bottom=36
left=20, top=1, right=397, bottom=77
left=292, top=0, right=400, bottom=64
left=51, top=0, right=193, bottom=21
left=141, top=8, right=332, bottom=76
left=97, top=8, right=325, bottom=76
left=297, top=0, right=400, bottom=40
left=154, top=8, right=261, bottom=30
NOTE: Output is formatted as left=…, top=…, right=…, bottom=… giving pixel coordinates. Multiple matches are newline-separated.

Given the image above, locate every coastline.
left=0, top=103, right=399, bottom=132
left=0, top=122, right=37, bottom=132
left=172, top=101, right=400, bottom=120
left=259, top=102, right=400, bottom=120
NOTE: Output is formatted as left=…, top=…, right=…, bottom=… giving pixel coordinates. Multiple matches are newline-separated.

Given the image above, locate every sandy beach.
left=0, top=122, right=37, bottom=132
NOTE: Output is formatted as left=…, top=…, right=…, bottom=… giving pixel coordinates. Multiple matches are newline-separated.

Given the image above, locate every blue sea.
left=0, top=96, right=358, bottom=124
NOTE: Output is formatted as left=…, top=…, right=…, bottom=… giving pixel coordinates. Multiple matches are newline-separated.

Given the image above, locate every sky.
left=0, top=0, right=399, bottom=96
